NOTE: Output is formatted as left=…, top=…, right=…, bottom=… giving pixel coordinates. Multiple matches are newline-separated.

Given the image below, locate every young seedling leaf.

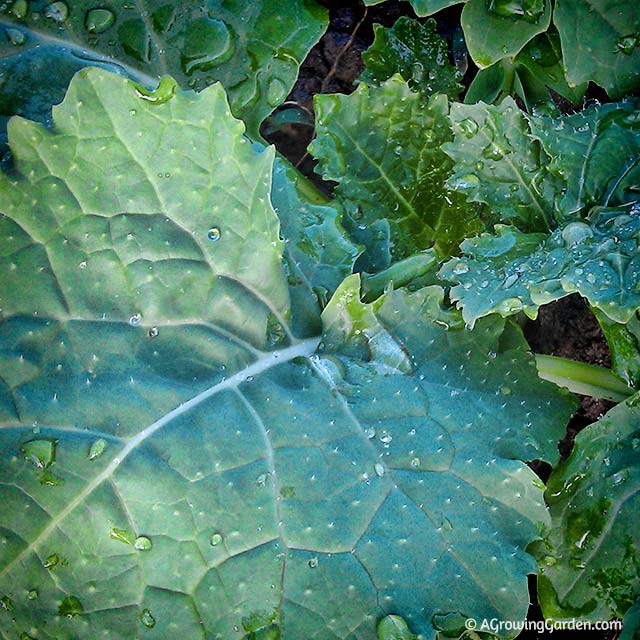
left=310, top=76, right=484, bottom=266
left=360, top=17, right=464, bottom=99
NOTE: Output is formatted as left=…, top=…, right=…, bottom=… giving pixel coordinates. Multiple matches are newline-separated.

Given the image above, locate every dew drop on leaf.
left=20, top=438, right=56, bottom=469
left=88, top=438, right=107, bottom=460
left=9, top=0, right=28, bottom=19
left=140, top=608, right=156, bottom=628
left=84, top=8, right=115, bottom=33
left=27, top=590, right=38, bottom=600
left=6, top=28, right=26, bottom=45
left=0, top=596, right=13, bottom=611
left=134, top=536, right=152, bottom=551
left=44, top=1, right=68, bottom=22
left=210, top=532, right=223, bottom=546
left=58, top=595, right=83, bottom=618
left=374, top=463, right=385, bottom=477
left=43, top=552, right=59, bottom=569
left=561, top=221, right=593, bottom=246
left=148, top=327, right=159, bottom=338
left=615, top=34, right=638, bottom=55
left=308, top=557, right=318, bottom=568
left=135, top=76, right=177, bottom=105
left=207, top=227, right=221, bottom=241
left=267, top=78, right=287, bottom=107
left=181, top=17, right=235, bottom=75
left=458, top=118, right=479, bottom=138
left=128, top=313, right=142, bottom=326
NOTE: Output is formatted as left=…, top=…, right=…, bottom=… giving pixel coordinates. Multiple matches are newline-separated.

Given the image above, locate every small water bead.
left=207, top=227, right=221, bottom=241
left=134, top=536, right=152, bottom=551
left=374, top=463, right=385, bottom=477
left=10, top=0, right=28, bottom=19
left=6, top=27, right=26, bottom=45
left=27, top=589, right=38, bottom=600
left=615, top=34, right=638, bottom=55
left=458, top=118, right=479, bottom=138
left=148, top=327, right=159, bottom=338
left=210, top=532, right=223, bottom=546
left=88, top=438, right=107, bottom=460
left=308, top=557, right=318, bottom=568
left=562, top=221, right=593, bottom=246
left=84, top=7, right=115, bottom=33
left=58, top=595, right=83, bottom=618
left=0, top=596, right=13, bottom=611
left=128, top=313, right=142, bottom=326
left=44, top=1, right=68, bottom=22
left=140, top=608, right=156, bottom=628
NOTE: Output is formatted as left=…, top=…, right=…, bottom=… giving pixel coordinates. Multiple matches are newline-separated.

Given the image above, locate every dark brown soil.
left=264, top=3, right=621, bottom=638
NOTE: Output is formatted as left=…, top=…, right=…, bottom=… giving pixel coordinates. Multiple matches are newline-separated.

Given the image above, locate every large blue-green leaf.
left=310, top=75, right=485, bottom=266
left=528, top=100, right=640, bottom=218
left=0, top=0, right=328, bottom=138
left=440, top=206, right=640, bottom=327
left=554, top=0, right=640, bottom=99
left=532, top=394, right=640, bottom=620
left=360, top=17, right=463, bottom=99
left=0, top=68, right=578, bottom=639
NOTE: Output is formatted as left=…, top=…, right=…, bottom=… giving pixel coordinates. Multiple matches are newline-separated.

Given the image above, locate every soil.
left=263, top=3, right=621, bottom=639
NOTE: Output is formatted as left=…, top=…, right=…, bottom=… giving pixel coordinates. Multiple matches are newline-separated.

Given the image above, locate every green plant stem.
left=535, top=354, right=634, bottom=402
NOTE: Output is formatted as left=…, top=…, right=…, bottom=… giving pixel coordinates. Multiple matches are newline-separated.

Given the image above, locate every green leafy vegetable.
left=0, top=68, right=578, bottom=639
left=440, top=206, right=640, bottom=327
left=360, top=17, right=463, bottom=99
left=444, top=97, right=558, bottom=231
left=528, top=100, right=640, bottom=217
left=554, top=0, right=640, bottom=99
left=310, top=75, right=484, bottom=265
left=533, top=394, right=640, bottom=620
left=0, top=0, right=328, bottom=137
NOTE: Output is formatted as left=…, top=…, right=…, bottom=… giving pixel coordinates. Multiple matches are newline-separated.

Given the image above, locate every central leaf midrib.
left=0, top=337, right=320, bottom=581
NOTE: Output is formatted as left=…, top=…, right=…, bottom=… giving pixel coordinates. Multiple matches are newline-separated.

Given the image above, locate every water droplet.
left=135, top=76, right=177, bottom=105
left=542, top=555, right=557, bottom=566
left=379, top=432, right=392, bottom=445
left=487, top=0, right=544, bottom=22
left=27, top=589, right=38, bottom=600
left=452, top=261, right=469, bottom=275
left=20, top=438, right=56, bottom=469
left=585, top=273, right=596, bottom=284
left=44, top=1, right=67, bottom=22
left=500, top=386, right=511, bottom=395
left=210, top=532, right=223, bottom=546
left=561, top=221, right=593, bottom=246
left=134, top=536, right=152, bottom=550
left=374, top=463, right=385, bottom=477
left=88, top=438, right=107, bottom=460
left=365, top=427, right=376, bottom=439
left=256, top=473, right=268, bottom=486
left=110, top=527, right=134, bottom=545
left=615, top=34, right=638, bottom=55
left=207, top=227, right=221, bottom=241
left=43, top=552, right=60, bottom=569
left=58, top=595, right=83, bottom=618
left=140, top=608, right=156, bottom=628
left=410, top=457, right=420, bottom=468
left=181, top=17, right=235, bottom=75
left=10, top=0, right=28, bottom=19
left=148, top=327, right=159, bottom=338
left=6, top=27, right=26, bottom=45
left=267, top=78, right=287, bottom=107
left=482, top=143, right=504, bottom=161
left=0, top=596, right=13, bottom=611
left=503, top=273, right=518, bottom=288
left=128, top=313, right=142, bottom=326
left=453, top=174, right=480, bottom=190
left=308, top=557, right=318, bottom=568
left=458, top=118, right=479, bottom=138
left=85, top=7, right=115, bottom=33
